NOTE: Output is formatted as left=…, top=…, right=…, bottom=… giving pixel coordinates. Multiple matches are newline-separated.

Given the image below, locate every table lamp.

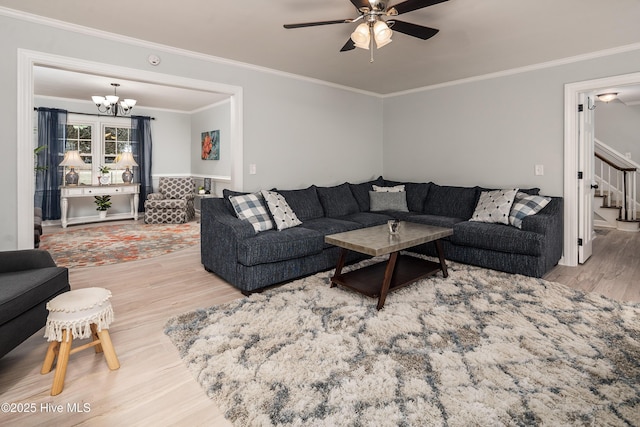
left=116, top=152, right=138, bottom=183
left=59, top=150, right=86, bottom=186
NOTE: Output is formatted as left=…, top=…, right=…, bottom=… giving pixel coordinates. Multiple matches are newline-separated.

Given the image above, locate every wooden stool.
left=41, top=287, right=120, bottom=396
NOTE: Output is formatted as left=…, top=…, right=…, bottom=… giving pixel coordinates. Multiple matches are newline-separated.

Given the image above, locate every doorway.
left=563, top=71, right=640, bottom=266
left=16, top=49, right=244, bottom=249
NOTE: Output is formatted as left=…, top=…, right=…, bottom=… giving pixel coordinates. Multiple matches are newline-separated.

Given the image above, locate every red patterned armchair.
left=144, top=177, right=195, bottom=224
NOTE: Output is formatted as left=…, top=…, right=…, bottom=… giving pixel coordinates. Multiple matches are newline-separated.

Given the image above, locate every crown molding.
left=385, top=42, right=640, bottom=98
left=0, top=6, right=381, bottom=99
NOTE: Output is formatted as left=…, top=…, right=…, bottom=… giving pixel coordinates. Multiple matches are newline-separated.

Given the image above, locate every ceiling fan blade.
left=350, top=0, right=371, bottom=11
left=284, top=19, right=353, bottom=29
left=388, top=0, right=447, bottom=16
left=340, top=38, right=356, bottom=52
left=389, top=20, right=439, bottom=40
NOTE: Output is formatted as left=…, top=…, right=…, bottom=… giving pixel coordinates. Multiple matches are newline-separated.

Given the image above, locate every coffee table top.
left=325, top=222, right=453, bottom=257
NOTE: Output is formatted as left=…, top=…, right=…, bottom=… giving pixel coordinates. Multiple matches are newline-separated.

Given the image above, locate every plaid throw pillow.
left=509, top=192, right=551, bottom=229
left=229, top=193, right=274, bottom=233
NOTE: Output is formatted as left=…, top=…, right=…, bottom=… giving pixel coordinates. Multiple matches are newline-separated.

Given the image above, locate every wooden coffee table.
left=325, top=222, right=453, bottom=310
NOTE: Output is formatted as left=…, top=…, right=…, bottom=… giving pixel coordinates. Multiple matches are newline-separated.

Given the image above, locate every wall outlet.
left=534, top=164, right=544, bottom=176
left=249, top=164, right=256, bottom=175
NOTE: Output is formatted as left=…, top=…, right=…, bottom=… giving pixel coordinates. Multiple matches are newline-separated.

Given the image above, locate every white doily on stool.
left=44, top=288, right=114, bottom=342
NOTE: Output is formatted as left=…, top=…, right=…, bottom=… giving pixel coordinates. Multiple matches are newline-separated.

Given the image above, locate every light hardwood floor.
left=1, top=222, right=638, bottom=426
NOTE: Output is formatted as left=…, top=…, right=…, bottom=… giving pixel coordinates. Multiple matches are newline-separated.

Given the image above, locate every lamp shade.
left=115, top=152, right=138, bottom=168
left=373, top=21, right=392, bottom=48
left=59, top=150, right=86, bottom=167
left=351, top=23, right=370, bottom=48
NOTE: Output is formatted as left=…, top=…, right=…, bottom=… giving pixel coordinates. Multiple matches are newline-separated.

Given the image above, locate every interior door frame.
left=563, top=71, right=640, bottom=266
left=16, top=49, right=244, bottom=249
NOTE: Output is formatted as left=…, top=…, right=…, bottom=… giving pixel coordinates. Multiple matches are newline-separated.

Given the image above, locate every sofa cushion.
left=452, top=221, right=543, bottom=256
left=423, top=184, right=480, bottom=220
left=509, top=192, right=551, bottom=229
left=349, top=176, right=385, bottom=211
left=338, top=212, right=394, bottom=227
left=144, top=199, right=188, bottom=210
left=237, top=227, right=324, bottom=266
left=261, top=190, right=302, bottom=231
left=299, top=217, right=361, bottom=247
left=276, top=186, right=324, bottom=221
left=369, top=191, right=409, bottom=212
left=229, top=193, right=274, bottom=233
left=316, top=183, right=360, bottom=218
left=0, top=268, right=69, bottom=325
left=470, top=189, right=518, bottom=225
left=405, top=214, right=466, bottom=230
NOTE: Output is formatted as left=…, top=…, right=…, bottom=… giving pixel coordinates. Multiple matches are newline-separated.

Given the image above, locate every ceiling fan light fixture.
left=597, top=93, right=618, bottom=103
left=375, top=37, right=392, bottom=48
left=351, top=23, right=370, bottom=47
left=373, top=20, right=392, bottom=44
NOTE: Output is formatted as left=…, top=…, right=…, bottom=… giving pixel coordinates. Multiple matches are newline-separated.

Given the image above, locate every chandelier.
left=91, top=83, right=137, bottom=116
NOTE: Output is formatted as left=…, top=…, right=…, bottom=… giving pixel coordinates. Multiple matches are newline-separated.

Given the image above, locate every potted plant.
left=94, top=195, right=112, bottom=219
left=99, top=165, right=111, bottom=185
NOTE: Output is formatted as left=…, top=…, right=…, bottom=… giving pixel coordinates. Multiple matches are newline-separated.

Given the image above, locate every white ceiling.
left=33, top=67, right=230, bottom=113
left=3, top=0, right=640, bottom=109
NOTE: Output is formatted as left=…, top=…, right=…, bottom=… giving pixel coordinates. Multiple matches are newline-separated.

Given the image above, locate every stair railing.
left=594, top=152, right=637, bottom=221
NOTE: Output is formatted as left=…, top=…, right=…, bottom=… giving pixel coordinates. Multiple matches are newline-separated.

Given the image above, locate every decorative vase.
left=99, top=210, right=107, bottom=219
left=122, top=168, right=133, bottom=184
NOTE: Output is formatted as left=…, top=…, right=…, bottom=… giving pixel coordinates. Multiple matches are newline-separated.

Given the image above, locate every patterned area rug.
left=165, top=257, right=640, bottom=426
left=40, top=222, right=199, bottom=268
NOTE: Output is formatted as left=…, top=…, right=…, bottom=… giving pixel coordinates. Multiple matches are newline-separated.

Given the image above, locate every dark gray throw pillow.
left=275, top=186, right=324, bottom=221
left=369, top=191, right=409, bottom=212
left=316, top=183, right=360, bottom=217
left=349, top=176, right=385, bottom=211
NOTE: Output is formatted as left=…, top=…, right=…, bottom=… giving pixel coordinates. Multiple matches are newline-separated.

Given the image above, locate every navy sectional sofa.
left=201, top=177, right=563, bottom=293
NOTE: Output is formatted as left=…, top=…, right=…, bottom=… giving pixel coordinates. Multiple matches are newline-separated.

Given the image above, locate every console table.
left=60, top=184, right=140, bottom=228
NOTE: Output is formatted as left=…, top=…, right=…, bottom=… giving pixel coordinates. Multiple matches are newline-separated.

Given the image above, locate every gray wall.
left=383, top=49, right=640, bottom=196
left=191, top=100, right=232, bottom=179
left=595, top=100, right=640, bottom=162
left=0, top=12, right=383, bottom=249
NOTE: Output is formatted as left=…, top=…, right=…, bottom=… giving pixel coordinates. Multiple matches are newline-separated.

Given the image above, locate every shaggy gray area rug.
left=165, top=257, right=640, bottom=426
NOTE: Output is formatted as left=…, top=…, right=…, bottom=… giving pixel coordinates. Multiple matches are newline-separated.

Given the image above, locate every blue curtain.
left=35, top=108, right=67, bottom=220
left=131, top=115, right=153, bottom=211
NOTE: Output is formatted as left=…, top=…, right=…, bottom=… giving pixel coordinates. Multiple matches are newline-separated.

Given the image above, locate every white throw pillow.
left=229, top=193, right=274, bottom=233
left=373, top=184, right=405, bottom=192
left=470, top=189, right=518, bottom=225
left=261, top=190, right=302, bottom=231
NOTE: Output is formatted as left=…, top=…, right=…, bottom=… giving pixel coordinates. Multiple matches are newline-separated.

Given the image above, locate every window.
left=63, top=114, right=133, bottom=185
left=65, top=124, right=92, bottom=185
left=104, top=126, right=131, bottom=168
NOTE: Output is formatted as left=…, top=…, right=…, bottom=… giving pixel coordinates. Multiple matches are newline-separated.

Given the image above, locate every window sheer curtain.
left=35, top=107, right=67, bottom=220
left=131, top=115, right=153, bottom=211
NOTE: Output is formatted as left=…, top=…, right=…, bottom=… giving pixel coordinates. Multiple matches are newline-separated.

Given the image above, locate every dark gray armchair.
left=0, top=250, right=70, bottom=359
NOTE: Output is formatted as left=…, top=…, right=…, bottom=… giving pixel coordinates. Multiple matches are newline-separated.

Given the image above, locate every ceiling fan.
left=283, top=0, right=447, bottom=61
